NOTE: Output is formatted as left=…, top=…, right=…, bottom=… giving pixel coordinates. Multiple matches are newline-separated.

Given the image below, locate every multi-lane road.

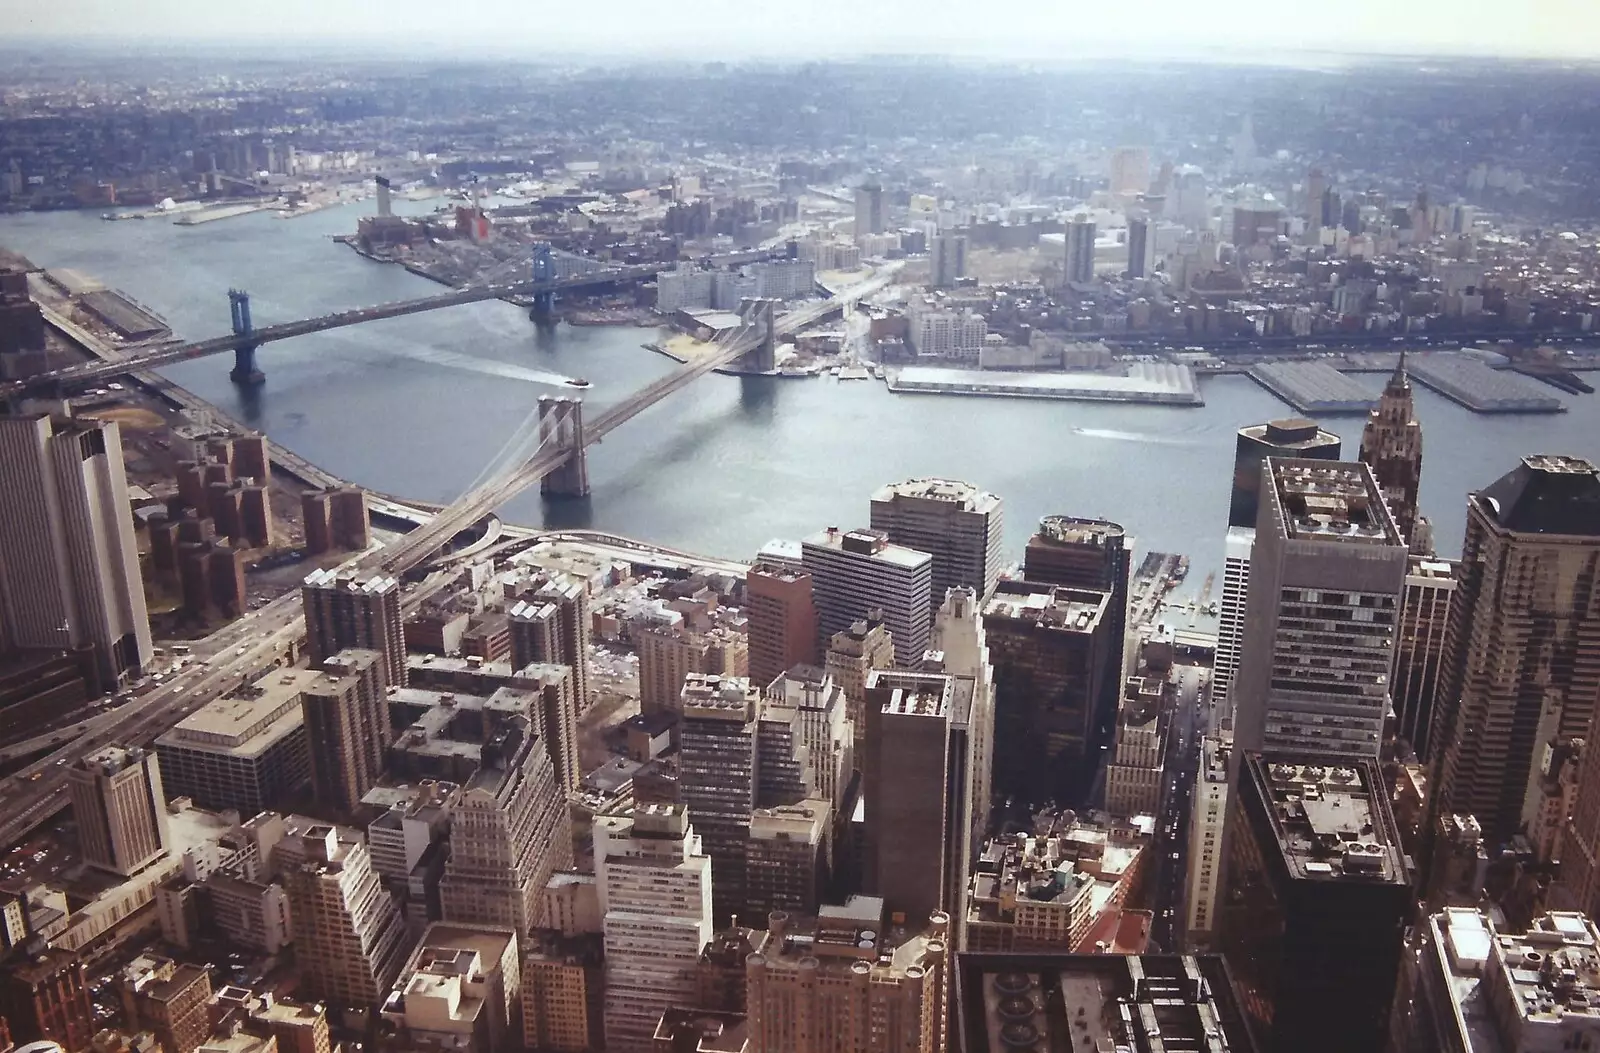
left=0, top=269, right=897, bottom=851
left=1149, top=663, right=1209, bottom=953
left=0, top=587, right=310, bottom=848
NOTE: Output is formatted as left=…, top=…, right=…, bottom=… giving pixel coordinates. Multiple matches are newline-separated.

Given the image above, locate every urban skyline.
left=2, top=39, right=1600, bottom=1053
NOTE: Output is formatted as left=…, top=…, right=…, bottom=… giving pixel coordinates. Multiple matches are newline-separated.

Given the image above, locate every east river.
left=3, top=200, right=1598, bottom=588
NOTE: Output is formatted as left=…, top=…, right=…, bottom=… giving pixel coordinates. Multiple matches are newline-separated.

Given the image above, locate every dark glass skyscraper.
left=1227, top=418, right=1341, bottom=530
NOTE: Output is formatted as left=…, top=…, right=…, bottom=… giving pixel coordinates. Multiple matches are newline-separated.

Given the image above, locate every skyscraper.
left=533, top=574, right=591, bottom=712
left=440, top=718, right=572, bottom=940
left=300, top=649, right=388, bottom=816
left=1392, top=558, right=1457, bottom=761
left=1213, top=420, right=1341, bottom=723
left=744, top=900, right=949, bottom=1053
left=68, top=745, right=170, bottom=877
left=1305, top=167, right=1327, bottom=224
left=0, top=412, right=152, bottom=688
left=1023, top=516, right=1132, bottom=747
left=983, top=581, right=1112, bottom=807
left=931, top=586, right=996, bottom=862
left=507, top=574, right=592, bottom=713
left=824, top=615, right=895, bottom=763
left=862, top=669, right=976, bottom=943
left=1420, top=457, right=1600, bottom=863
left=929, top=230, right=967, bottom=288
left=1228, top=419, right=1343, bottom=531
left=1359, top=355, right=1429, bottom=552
left=1108, top=146, right=1150, bottom=196
left=677, top=669, right=759, bottom=886
left=869, top=477, right=1003, bottom=604
left=745, top=563, right=818, bottom=691
left=1233, top=459, right=1407, bottom=760
left=279, top=822, right=411, bottom=1008
left=801, top=527, right=932, bottom=666
left=594, top=805, right=714, bottom=1053
left=301, top=569, right=406, bottom=688
left=1217, top=755, right=1410, bottom=1053
left=1064, top=215, right=1096, bottom=284
left=637, top=624, right=748, bottom=716
left=853, top=182, right=884, bottom=238
left=1126, top=216, right=1150, bottom=278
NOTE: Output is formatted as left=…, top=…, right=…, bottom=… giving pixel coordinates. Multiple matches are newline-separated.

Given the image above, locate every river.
left=3, top=200, right=1598, bottom=589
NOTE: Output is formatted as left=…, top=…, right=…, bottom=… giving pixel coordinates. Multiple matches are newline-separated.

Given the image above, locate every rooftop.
left=871, top=477, right=1001, bottom=513
left=866, top=669, right=952, bottom=719
left=1250, top=755, right=1407, bottom=884
left=955, top=952, right=1259, bottom=1053
left=749, top=802, right=829, bottom=844
left=1032, top=515, right=1127, bottom=547
left=303, top=567, right=399, bottom=594
left=75, top=745, right=150, bottom=777
left=1476, top=455, right=1600, bottom=536
left=159, top=670, right=322, bottom=754
left=680, top=674, right=758, bottom=721
left=801, top=527, right=932, bottom=570
left=1269, top=457, right=1402, bottom=544
left=1239, top=417, right=1342, bottom=450
left=982, top=581, right=1108, bottom=634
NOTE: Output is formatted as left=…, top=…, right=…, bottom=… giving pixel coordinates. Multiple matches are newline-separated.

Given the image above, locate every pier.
left=885, top=362, right=1202, bottom=405
left=1406, top=352, right=1567, bottom=413
left=1247, top=361, right=1379, bottom=415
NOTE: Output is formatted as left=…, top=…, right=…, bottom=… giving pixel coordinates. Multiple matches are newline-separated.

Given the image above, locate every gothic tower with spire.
left=1360, top=352, right=1431, bottom=553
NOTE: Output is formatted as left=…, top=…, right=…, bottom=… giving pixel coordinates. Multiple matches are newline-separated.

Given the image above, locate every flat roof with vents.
left=1248, top=754, right=1407, bottom=885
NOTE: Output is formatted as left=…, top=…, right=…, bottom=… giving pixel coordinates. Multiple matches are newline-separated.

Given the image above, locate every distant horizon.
left=5, top=0, right=1599, bottom=65
left=5, top=36, right=1600, bottom=70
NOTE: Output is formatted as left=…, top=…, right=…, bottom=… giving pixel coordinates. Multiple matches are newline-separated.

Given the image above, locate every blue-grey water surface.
left=4, top=200, right=1597, bottom=583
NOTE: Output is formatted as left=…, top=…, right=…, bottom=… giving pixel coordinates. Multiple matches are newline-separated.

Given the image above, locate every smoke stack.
left=375, top=175, right=392, bottom=218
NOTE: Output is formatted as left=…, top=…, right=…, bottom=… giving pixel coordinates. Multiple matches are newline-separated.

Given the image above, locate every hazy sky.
left=8, top=0, right=1600, bottom=60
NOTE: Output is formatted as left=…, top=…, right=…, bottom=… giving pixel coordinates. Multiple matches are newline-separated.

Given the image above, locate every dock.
left=886, top=362, right=1202, bottom=405
left=1248, top=361, right=1378, bottom=414
left=1407, top=352, right=1567, bottom=413
left=173, top=203, right=269, bottom=225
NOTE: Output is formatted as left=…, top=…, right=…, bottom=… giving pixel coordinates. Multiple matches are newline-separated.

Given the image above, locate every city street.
left=1150, top=663, right=1209, bottom=951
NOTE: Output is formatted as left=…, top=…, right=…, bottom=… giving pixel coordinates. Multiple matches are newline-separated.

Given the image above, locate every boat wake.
left=1072, top=427, right=1189, bottom=446
left=387, top=344, right=578, bottom=386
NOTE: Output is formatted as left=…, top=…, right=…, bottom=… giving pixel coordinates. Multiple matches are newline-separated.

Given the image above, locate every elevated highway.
left=0, top=268, right=894, bottom=849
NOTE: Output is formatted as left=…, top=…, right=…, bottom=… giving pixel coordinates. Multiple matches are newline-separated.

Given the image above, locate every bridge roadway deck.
left=372, top=271, right=890, bottom=575
left=0, top=270, right=890, bottom=849
left=1, top=264, right=663, bottom=399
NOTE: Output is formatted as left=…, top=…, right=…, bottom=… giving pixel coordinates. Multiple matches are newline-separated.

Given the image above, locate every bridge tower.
left=529, top=244, right=557, bottom=319
left=735, top=298, right=778, bottom=373
left=228, top=289, right=265, bottom=385
left=537, top=395, right=590, bottom=498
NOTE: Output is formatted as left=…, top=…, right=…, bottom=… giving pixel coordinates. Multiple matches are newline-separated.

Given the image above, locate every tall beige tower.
left=745, top=900, right=948, bottom=1053
left=1433, top=457, right=1600, bottom=853
left=823, top=615, right=895, bottom=765
left=0, top=413, right=152, bottom=688
left=440, top=718, right=572, bottom=941
left=508, top=574, right=591, bottom=713
left=68, top=745, right=170, bottom=877
left=595, top=805, right=713, bottom=1053
left=279, top=822, right=411, bottom=1007
left=1358, top=355, right=1429, bottom=552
